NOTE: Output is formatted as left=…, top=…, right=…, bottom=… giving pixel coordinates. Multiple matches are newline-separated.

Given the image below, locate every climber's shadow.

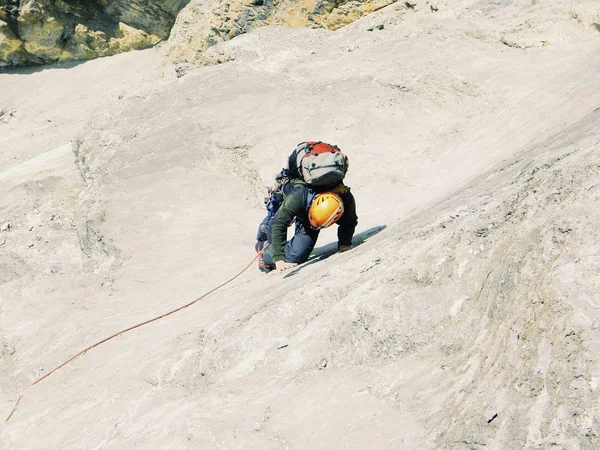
left=283, top=225, right=387, bottom=278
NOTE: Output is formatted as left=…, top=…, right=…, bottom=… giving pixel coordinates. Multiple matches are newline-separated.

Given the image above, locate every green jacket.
left=270, top=180, right=358, bottom=262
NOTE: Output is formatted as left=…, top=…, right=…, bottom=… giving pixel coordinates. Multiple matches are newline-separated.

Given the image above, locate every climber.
left=255, top=141, right=358, bottom=273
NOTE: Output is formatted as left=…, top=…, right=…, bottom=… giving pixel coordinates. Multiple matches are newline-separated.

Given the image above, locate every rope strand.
left=5, top=247, right=266, bottom=422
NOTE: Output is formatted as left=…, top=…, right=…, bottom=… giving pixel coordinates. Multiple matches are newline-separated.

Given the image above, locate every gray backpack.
left=287, top=141, right=348, bottom=187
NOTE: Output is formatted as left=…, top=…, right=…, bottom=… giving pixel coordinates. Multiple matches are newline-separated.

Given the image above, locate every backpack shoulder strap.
left=306, top=189, right=316, bottom=213
left=328, top=184, right=350, bottom=195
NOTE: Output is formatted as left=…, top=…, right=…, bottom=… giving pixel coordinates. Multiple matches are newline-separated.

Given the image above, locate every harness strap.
left=306, top=190, right=316, bottom=213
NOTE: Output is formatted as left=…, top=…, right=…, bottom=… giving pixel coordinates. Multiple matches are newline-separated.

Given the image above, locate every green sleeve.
left=270, top=195, right=304, bottom=262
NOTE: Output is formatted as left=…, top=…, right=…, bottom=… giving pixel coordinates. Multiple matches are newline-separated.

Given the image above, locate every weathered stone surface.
left=2, top=0, right=600, bottom=446
left=160, top=0, right=400, bottom=66
left=0, top=0, right=188, bottom=68
left=2, top=0, right=599, bottom=68
left=162, top=0, right=597, bottom=70
left=496, top=1, right=600, bottom=49
left=163, top=0, right=600, bottom=69
left=0, top=19, right=29, bottom=66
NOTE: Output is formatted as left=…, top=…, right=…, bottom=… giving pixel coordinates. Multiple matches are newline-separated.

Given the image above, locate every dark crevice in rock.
left=1, top=0, right=21, bottom=35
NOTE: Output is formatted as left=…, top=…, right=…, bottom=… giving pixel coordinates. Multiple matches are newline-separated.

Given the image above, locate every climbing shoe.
left=255, top=241, right=274, bottom=273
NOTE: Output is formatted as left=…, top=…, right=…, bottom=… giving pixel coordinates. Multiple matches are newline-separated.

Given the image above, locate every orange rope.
left=5, top=247, right=266, bottom=422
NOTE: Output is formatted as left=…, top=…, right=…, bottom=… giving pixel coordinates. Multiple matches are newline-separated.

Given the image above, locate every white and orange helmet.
left=308, top=193, right=344, bottom=230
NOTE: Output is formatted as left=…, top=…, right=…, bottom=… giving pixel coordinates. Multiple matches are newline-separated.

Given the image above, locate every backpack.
left=287, top=141, right=348, bottom=187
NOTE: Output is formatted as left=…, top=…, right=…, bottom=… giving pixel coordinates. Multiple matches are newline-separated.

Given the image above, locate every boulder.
left=161, top=0, right=400, bottom=67
left=0, top=0, right=188, bottom=68
left=0, top=19, right=30, bottom=66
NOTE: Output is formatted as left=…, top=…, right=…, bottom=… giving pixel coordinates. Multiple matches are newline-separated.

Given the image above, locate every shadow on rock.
left=0, top=59, right=89, bottom=75
left=284, top=225, right=386, bottom=278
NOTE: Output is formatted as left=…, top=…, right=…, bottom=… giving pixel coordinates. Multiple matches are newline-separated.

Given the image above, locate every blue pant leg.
left=256, top=215, right=270, bottom=242
left=284, top=221, right=320, bottom=264
left=262, top=218, right=319, bottom=266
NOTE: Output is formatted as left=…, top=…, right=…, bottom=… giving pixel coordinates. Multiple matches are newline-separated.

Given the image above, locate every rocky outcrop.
left=1, top=0, right=399, bottom=68
left=0, top=0, right=189, bottom=68
left=162, top=0, right=600, bottom=68
left=2, top=0, right=599, bottom=68
left=160, top=0, right=399, bottom=66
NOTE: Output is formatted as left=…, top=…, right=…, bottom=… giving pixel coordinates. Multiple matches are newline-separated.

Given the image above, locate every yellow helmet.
left=308, top=193, right=344, bottom=230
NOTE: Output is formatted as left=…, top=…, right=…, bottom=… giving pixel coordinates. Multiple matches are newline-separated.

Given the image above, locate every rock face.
left=0, top=0, right=188, bottom=67
left=1, top=0, right=600, bottom=446
left=162, top=0, right=600, bottom=67
left=5, top=0, right=598, bottom=68
left=160, top=0, right=399, bottom=66
left=0, top=0, right=404, bottom=68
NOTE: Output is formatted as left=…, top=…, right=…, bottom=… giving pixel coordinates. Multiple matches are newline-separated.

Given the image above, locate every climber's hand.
left=275, top=260, right=297, bottom=272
